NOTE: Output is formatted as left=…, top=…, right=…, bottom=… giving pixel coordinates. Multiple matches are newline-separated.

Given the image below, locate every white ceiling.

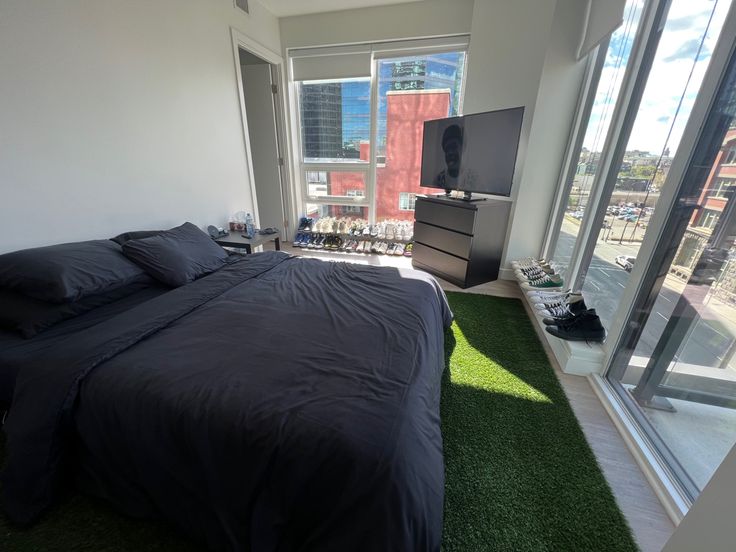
left=258, top=0, right=425, bottom=18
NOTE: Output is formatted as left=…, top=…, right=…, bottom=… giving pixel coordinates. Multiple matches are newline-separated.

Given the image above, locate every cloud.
left=580, top=0, right=730, bottom=154
left=663, top=38, right=710, bottom=63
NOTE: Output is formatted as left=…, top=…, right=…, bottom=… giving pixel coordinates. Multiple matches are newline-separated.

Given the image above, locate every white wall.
left=463, top=0, right=588, bottom=268
left=663, top=443, right=736, bottom=552
left=0, top=0, right=281, bottom=253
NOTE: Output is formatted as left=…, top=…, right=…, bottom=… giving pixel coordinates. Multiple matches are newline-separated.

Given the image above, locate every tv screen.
left=420, top=107, right=524, bottom=197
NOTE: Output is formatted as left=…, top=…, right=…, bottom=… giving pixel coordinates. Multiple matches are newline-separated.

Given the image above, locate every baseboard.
left=499, top=267, right=515, bottom=280
left=587, top=374, right=689, bottom=525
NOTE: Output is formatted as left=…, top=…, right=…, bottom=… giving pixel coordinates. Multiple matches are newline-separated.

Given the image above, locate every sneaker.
left=403, top=243, right=413, bottom=257
left=541, top=297, right=587, bottom=325
left=534, top=292, right=583, bottom=311
left=545, top=309, right=606, bottom=342
left=527, top=288, right=575, bottom=303
left=511, top=257, right=547, bottom=270
left=394, top=243, right=405, bottom=256
left=515, top=263, right=554, bottom=278
left=515, top=266, right=556, bottom=281
left=521, top=274, right=564, bottom=289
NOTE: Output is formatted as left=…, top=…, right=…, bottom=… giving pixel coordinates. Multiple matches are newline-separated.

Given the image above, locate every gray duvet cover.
left=2, top=251, right=452, bottom=551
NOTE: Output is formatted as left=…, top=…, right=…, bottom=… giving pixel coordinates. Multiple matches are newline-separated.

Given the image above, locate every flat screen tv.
left=420, top=106, right=524, bottom=198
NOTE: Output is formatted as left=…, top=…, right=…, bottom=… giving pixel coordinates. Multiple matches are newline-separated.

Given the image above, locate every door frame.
left=230, top=28, right=292, bottom=238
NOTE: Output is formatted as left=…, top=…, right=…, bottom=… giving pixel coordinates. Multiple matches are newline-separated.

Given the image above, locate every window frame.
left=287, top=37, right=469, bottom=226
left=398, top=192, right=417, bottom=211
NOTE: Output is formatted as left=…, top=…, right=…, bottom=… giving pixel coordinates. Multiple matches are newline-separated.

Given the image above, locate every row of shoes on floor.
left=293, top=232, right=413, bottom=256
left=297, top=217, right=414, bottom=241
left=512, top=257, right=606, bottom=343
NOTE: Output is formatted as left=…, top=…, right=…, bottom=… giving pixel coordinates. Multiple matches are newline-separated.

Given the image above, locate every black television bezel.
left=419, top=106, right=525, bottom=198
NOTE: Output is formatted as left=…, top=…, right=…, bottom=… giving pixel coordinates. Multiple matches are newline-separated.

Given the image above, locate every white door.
left=242, top=63, right=284, bottom=234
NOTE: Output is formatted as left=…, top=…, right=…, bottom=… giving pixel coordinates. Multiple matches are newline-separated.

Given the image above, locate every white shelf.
left=517, top=281, right=605, bottom=376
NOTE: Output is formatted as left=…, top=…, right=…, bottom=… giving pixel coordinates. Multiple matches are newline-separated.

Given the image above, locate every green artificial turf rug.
left=0, top=291, right=637, bottom=551
left=441, top=291, right=637, bottom=551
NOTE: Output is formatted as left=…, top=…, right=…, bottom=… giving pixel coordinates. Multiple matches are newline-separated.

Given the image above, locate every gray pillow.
left=122, top=222, right=228, bottom=287
left=0, top=279, right=153, bottom=338
left=110, top=230, right=163, bottom=246
left=0, top=240, right=149, bottom=303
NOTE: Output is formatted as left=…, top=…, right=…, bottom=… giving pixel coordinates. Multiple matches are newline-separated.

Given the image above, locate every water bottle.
left=244, top=213, right=255, bottom=239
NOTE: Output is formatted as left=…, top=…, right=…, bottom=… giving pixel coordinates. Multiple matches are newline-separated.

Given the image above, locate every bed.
left=0, top=225, right=452, bottom=551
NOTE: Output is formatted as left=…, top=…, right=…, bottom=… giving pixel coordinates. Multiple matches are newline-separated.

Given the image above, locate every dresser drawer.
left=414, top=222, right=472, bottom=259
left=414, top=199, right=475, bottom=235
left=412, top=243, right=469, bottom=284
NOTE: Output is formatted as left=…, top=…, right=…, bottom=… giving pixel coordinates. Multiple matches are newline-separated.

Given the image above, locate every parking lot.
left=557, top=217, right=736, bottom=371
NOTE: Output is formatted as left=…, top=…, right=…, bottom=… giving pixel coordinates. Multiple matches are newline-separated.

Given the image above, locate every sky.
left=582, top=0, right=731, bottom=156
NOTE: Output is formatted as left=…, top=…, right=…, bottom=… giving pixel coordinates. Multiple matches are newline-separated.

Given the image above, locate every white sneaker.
left=538, top=294, right=586, bottom=317
left=515, top=265, right=555, bottom=281
left=511, top=257, right=546, bottom=270
left=526, top=288, right=572, bottom=301
left=533, top=292, right=583, bottom=310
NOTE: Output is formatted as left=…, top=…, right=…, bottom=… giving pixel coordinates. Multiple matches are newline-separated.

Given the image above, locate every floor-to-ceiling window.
left=541, top=0, right=736, bottom=506
left=289, top=39, right=468, bottom=229
left=607, top=45, right=736, bottom=499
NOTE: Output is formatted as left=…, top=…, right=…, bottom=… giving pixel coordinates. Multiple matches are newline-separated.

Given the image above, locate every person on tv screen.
left=434, top=123, right=477, bottom=191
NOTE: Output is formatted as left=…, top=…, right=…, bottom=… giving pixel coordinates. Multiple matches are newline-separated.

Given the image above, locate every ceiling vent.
left=235, top=0, right=249, bottom=14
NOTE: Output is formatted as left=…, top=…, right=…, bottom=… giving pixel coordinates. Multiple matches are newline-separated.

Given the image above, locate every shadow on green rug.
left=0, top=292, right=637, bottom=551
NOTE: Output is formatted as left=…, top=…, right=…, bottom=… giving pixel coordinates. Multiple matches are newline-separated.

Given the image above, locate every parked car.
left=615, top=255, right=636, bottom=272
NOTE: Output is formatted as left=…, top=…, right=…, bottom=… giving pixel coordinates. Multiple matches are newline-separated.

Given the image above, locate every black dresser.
left=412, top=195, right=511, bottom=289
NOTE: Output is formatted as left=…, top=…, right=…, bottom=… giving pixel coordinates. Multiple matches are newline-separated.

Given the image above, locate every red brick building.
left=692, top=127, right=736, bottom=228
left=323, top=89, right=451, bottom=223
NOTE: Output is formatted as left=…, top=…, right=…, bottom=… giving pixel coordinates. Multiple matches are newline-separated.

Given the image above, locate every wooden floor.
left=281, top=244, right=675, bottom=551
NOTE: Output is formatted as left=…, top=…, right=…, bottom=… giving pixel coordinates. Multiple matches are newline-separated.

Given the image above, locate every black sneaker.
left=542, top=297, right=587, bottom=325
left=545, top=309, right=605, bottom=342
left=298, top=217, right=313, bottom=232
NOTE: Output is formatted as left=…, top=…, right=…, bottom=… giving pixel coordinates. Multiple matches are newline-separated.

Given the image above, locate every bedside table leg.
left=244, top=244, right=252, bottom=255
left=274, top=237, right=281, bottom=251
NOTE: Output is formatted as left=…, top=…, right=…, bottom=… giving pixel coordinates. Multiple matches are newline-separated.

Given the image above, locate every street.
left=556, top=218, right=736, bottom=371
